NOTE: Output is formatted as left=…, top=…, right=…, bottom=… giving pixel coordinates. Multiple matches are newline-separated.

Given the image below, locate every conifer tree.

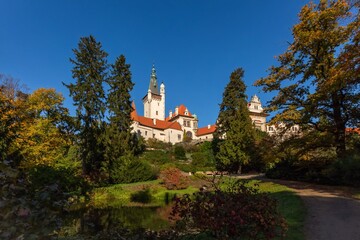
left=64, top=35, right=108, bottom=178
left=214, top=68, right=254, bottom=173
left=107, top=55, right=134, bottom=132
left=104, top=55, right=135, bottom=183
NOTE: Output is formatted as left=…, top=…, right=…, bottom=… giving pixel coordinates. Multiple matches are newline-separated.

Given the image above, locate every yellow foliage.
left=1, top=87, right=72, bottom=169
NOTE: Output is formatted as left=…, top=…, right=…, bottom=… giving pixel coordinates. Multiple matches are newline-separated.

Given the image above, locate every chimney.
left=175, top=107, right=178, bottom=115
left=208, top=124, right=211, bottom=129
left=169, top=110, right=173, bottom=118
left=153, top=118, right=156, bottom=125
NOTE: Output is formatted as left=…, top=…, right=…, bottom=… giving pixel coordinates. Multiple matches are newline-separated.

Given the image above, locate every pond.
left=57, top=205, right=173, bottom=237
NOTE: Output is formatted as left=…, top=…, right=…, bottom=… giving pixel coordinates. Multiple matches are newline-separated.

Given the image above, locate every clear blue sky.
left=0, top=0, right=310, bottom=127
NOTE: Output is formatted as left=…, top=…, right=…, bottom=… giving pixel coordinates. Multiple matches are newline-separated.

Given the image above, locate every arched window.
left=186, top=131, right=193, bottom=140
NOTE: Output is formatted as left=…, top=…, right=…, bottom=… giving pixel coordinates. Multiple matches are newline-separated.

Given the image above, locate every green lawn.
left=91, top=179, right=198, bottom=208
left=90, top=178, right=306, bottom=240
left=255, top=181, right=306, bottom=240
left=354, top=192, right=360, bottom=199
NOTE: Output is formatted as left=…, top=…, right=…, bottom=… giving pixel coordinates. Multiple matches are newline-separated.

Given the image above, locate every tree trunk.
left=237, top=165, right=242, bottom=175
left=332, top=93, right=346, bottom=158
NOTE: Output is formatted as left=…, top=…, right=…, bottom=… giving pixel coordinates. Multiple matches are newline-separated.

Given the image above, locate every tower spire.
left=149, top=64, right=159, bottom=94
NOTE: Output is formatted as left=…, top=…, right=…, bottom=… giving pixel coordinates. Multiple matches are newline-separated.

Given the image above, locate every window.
left=156, top=111, right=158, bottom=115
left=269, top=126, right=274, bottom=131
left=145, top=131, right=147, bottom=136
left=137, top=130, right=141, bottom=136
left=186, top=131, right=193, bottom=139
left=254, top=105, right=258, bottom=110
left=153, top=134, right=155, bottom=138
left=178, top=134, right=181, bottom=140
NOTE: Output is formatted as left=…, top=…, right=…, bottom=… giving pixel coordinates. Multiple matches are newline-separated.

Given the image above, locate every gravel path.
left=261, top=178, right=360, bottom=240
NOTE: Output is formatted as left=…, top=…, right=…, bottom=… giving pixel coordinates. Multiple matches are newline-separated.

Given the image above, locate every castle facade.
left=131, top=66, right=285, bottom=144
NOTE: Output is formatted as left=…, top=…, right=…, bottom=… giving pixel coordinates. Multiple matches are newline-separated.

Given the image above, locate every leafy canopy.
left=255, top=0, right=360, bottom=157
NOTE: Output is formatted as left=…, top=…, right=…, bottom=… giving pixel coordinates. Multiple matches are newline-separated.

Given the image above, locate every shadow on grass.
left=268, top=190, right=306, bottom=240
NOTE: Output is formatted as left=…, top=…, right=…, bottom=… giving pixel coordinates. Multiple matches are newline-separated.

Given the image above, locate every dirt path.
left=260, top=178, right=360, bottom=240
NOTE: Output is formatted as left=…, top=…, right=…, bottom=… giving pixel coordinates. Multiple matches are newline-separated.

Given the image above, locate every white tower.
left=160, top=82, right=165, bottom=120
left=248, top=94, right=267, bottom=131
left=248, top=94, right=263, bottom=113
left=143, top=65, right=165, bottom=120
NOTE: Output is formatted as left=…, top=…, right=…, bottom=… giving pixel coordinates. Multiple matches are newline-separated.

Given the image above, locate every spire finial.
left=148, top=64, right=159, bottom=94
left=151, top=64, right=156, bottom=78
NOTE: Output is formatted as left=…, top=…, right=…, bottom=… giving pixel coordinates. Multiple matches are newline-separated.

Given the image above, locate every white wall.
left=131, top=121, right=183, bottom=144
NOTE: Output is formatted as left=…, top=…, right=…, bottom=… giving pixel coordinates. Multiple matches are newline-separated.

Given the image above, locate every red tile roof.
left=168, top=104, right=194, bottom=121
left=346, top=128, right=360, bottom=135
left=196, top=124, right=216, bottom=136
left=131, top=102, right=182, bottom=131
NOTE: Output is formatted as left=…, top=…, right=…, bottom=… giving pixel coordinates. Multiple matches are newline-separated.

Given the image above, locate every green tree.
left=104, top=55, right=135, bottom=183
left=64, top=35, right=108, bottom=179
left=214, top=68, right=255, bottom=173
left=255, top=0, right=360, bottom=158
left=107, top=55, right=134, bottom=132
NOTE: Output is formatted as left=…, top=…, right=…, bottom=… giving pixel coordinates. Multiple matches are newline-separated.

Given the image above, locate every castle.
left=131, top=65, right=286, bottom=144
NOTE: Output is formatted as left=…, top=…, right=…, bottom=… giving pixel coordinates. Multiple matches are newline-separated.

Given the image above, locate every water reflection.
left=59, top=206, right=171, bottom=236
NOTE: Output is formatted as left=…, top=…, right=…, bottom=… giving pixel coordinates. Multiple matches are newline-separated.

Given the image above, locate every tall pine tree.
left=214, top=68, right=254, bottom=173
left=64, top=35, right=108, bottom=178
left=104, top=55, right=135, bottom=183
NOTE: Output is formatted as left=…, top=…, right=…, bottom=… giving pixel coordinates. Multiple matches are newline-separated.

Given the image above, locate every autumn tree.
left=255, top=0, right=360, bottom=158
left=0, top=75, right=28, bottom=162
left=19, top=88, right=72, bottom=168
left=214, top=68, right=255, bottom=173
left=104, top=55, right=135, bottom=183
left=64, top=35, right=108, bottom=178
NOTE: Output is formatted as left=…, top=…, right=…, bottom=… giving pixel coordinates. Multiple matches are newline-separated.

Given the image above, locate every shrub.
left=324, top=154, right=360, bottom=187
left=28, top=165, right=86, bottom=193
left=191, top=152, right=214, bottom=167
left=171, top=180, right=287, bottom=239
left=112, top=158, right=157, bottom=184
left=130, top=188, right=153, bottom=204
left=175, top=162, right=197, bottom=173
left=181, top=142, right=200, bottom=153
left=174, top=145, right=186, bottom=160
left=175, top=161, right=215, bottom=173
left=146, top=138, right=172, bottom=150
left=141, top=150, right=172, bottom=165
left=159, top=167, right=189, bottom=190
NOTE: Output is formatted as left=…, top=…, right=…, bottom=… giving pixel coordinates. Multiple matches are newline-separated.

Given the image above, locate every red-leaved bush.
left=170, top=180, right=287, bottom=239
left=159, top=167, right=189, bottom=190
